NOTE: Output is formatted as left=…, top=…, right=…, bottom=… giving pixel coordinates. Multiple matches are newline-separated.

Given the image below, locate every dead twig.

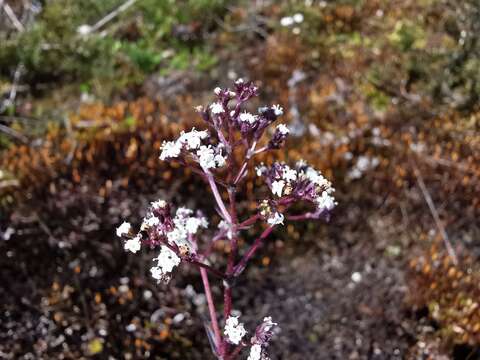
left=80, top=0, right=137, bottom=35
left=2, top=2, right=25, bottom=32
left=410, top=160, right=458, bottom=265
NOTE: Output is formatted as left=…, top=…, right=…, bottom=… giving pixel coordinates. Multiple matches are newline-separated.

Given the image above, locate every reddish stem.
left=200, top=267, right=222, bottom=354
left=232, top=226, right=274, bottom=277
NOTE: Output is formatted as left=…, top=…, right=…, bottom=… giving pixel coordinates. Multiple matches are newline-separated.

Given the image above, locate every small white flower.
left=239, top=111, right=257, bottom=124
left=167, top=227, right=188, bottom=247
left=151, top=199, right=167, bottom=210
left=235, top=78, right=244, bottom=85
left=282, top=167, right=297, bottom=182
left=178, top=128, right=209, bottom=150
left=197, top=145, right=226, bottom=169
left=116, top=222, right=131, bottom=237
left=271, top=180, right=285, bottom=197
left=280, top=16, right=294, bottom=27
left=141, top=216, right=160, bottom=231
left=276, top=124, right=290, bottom=135
left=247, top=344, right=262, bottom=360
left=124, top=235, right=141, bottom=253
left=272, top=104, right=283, bottom=116
left=224, top=316, right=247, bottom=345
left=214, top=153, right=226, bottom=167
left=210, top=102, right=224, bottom=114
left=176, top=207, right=193, bottom=217
left=214, top=87, right=222, bottom=95
left=303, top=167, right=329, bottom=187
left=315, top=191, right=336, bottom=211
left=267, top=212, right=284, bottom=226
left=150, top=245, right=181, bottom=282
left=255, top=164, right=267, bottom=177
left=160, top=140, right=182, bottom=160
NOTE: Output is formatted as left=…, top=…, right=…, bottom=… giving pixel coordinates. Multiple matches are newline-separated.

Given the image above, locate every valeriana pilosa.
left=116, top=78, right=336, bottom=359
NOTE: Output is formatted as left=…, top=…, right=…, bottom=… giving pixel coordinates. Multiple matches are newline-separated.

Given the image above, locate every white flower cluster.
left=210, top=102, right=224, bottom=114
left=275, top=124, right=290, bottom=135
left=239, top=111, right=257, bottom=124
left=150, top=245, right=181, bottom=283
left=160, top=128, right=209, bottom=160
left=196, top=144, right=226, bottom=170
left=224, top=315, right=247, bottom=345
left=261, top=161, right=337, bottom=213
left=159, top=128, right=226, bottom=170
left=117, top=200, right=208, bottom=283
left=167, top=207, right=208, bottom=252
left=116, top=221, right=131, bottom=237
left=116, top=222, right=142, bottom=253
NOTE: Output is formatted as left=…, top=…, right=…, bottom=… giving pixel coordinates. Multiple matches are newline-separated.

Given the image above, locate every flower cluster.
left=116, top=78, right=336, bottom=359
left=257, top=160, right=336, bottom=221
left=223, top=315, right=278, bottom=360
left=196, top=79, right=286, bottom=144
left=116, top=199, right=208, bottom=283
left=247, top=317, right=278, bottom=360
left=160, top=128, right=226, bottom=170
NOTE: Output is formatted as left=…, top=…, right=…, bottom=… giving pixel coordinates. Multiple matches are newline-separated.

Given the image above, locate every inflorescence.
left=116, top=78, right=336, bottom=359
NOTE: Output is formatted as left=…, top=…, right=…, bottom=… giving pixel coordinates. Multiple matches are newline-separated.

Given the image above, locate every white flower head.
left=267, top=212, right=284, bottom=226
left=271, top=180, right=285, bottom=197
left=235, top=78, right=244, bottom=85
left=276, top=124, right=289, bottom=135
left=303, top=167, right=329, bottom=187
left=239, top=111, right=257, bottom=124
left=214, top=87, right=222, bottom=95
left=224, top=316, right=247, bottom=345
left=150, top=245, right=181, bottom=283
left=160, top=140, right=182, bottom=160
left=247, top=344, right=262, bottom=360
left=210, top=102, right=224, bottom=114
left=178, top=128, right=209, bottom=150
left=197, top=145, right=226, bottom=170
left=272, top=104, right=283, bottom=116
left=141, top=215, right=160, bottom=231
left=116, top=221, right=131, bottom=237
left=124, top=235, right=141, bottom=253
left=315, top=191, right=336, bottom=212
left=151, top=199, right=167, bottom=210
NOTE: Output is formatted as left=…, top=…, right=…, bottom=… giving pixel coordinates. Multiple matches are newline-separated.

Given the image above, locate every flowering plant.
left=116, top=79, right=336, bottom=359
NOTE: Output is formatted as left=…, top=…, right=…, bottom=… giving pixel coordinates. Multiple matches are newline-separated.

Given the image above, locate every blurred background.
left=0, top=0, right=479, bottom=359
